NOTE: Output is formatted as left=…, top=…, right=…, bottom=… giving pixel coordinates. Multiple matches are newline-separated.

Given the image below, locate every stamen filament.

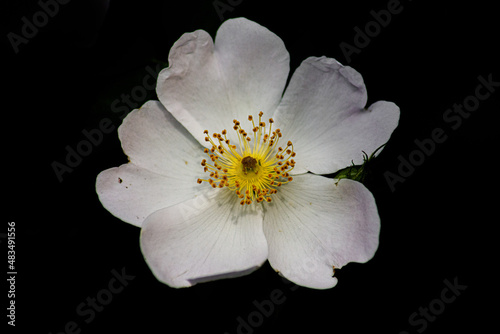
left=197, top=112, right=296, bottom=204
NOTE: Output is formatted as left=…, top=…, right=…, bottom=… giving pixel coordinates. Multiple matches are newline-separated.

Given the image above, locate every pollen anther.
left=197, top=112, right=296, bottom=205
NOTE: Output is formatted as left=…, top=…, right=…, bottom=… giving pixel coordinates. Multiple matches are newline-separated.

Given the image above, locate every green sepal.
left=334, top=144, right=386, bottom=184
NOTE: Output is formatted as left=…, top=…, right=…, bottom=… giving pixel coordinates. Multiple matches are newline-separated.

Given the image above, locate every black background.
left=5, top=0, right=498, bottom=333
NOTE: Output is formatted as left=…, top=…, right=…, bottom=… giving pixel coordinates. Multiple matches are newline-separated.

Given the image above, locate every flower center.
left=197, top=112, right=296, bottom=205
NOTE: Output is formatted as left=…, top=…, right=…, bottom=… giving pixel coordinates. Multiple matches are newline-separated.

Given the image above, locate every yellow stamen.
left=197, top=112, right=296, bottom=205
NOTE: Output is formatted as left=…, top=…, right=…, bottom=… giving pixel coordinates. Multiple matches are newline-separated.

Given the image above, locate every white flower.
left=96, top=18, right=399, bottom=289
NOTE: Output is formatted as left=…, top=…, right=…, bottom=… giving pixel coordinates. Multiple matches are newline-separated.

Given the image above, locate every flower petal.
left=263, top=174, right=380, bottom=289
left=274, top=56, right=399, bottom=174
left=140, top=189, right=268, bottom=288
left=97, top=164, right=196, bottom=227
left=118, top=100, right=204, bottom=176
left=96, top=100, right=206, bottom=227
left=157, top=18, right=290, bottom=145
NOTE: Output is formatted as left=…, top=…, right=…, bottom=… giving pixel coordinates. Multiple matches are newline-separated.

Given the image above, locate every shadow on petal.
left=187, top=266, right=261, bottom=286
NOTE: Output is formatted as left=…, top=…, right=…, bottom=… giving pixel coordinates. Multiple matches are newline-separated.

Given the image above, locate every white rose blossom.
left=96, top=18, right=399, bottom=289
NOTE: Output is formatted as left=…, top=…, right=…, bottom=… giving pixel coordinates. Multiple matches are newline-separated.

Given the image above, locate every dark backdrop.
left=5, top=0, right=498, bottom=333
